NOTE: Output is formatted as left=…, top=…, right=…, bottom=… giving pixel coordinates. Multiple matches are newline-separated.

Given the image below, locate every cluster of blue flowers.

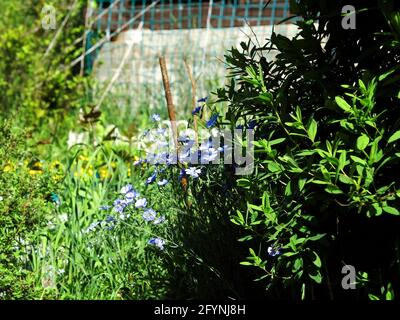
left=91, top=100, right=220, bottom=247
left=88, top=183, right=166, bottom=250
left=138, top=102, right=226, bottom=183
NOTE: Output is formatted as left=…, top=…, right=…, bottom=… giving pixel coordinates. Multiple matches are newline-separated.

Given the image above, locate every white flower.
left=59, top=214, right=68, bottom=223
left=142, top=209, right=157, bottom=222
left=57, top=269, right=65, bottom=275
left=120, top=184, right=133, bottom=195
left=185, top=167, right=202, bottom=178
left=157, top=179, right=168, bottom=186
left=135, top=198, right=147, bottom=208
left=148, top=237, right=165, bottom=250
left=151, top=114, right=161, bottom=122
left=154, top=216, right=166, bottom=224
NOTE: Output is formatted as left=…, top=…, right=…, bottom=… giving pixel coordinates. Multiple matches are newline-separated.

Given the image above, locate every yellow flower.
left=79, top=155, right=89, bottom=162
left=128, top=168, right=131, bottom=177
left=99, top=167, right=110, bottom=179
left=29, top=169, right=43, bottom=176
left=50, top=160, right=62, bottom=170
left=74, top=169, right=83, bottom=178
left=32, top=161, right=43, bottom=170
left=3, top=162, right=14, bottom=172
left=52, top=174, right=63, bottom=182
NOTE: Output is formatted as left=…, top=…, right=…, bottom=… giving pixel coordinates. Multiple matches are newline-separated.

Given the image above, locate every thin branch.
left=159, top=56, right=178, bottom=157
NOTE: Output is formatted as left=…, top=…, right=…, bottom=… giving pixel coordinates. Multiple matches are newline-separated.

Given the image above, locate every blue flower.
left=100, top=205, right=112, bottom=210
left=120, top=184, right=133, bottom=195
left=86, top=221, right=100, bottom=233
left=206, top=114, right=219, bottom=128
left=156, top=128, right=167, bottom=135
left=148, top=237, right=165, bottom=250
left=154, top=215, right=166, bottom=224
left=114, top=204, right=125, bottom=213
left=113, top=199, right=127, bottom=213
left=135, top=198, right=147, bottom=208
left=267, top=246, right=282, bottom=257
left=105, top=215, right=116, bottom=223
left=151, top=114, right=161, bottom=122
left=192, top=106, right=202, bottom=115
left=125, top=191, right=138, bottom=203
left=218, top=145, right=229, bottom=153
left=197, top=97, right=208, bottom=103
left=146, top=171, right=157, bottom=184
left=157, top=179, right=168, bottom=186
left=142, top=208, right=157, bottom=222
left=185, top=167, right=201, bottom=178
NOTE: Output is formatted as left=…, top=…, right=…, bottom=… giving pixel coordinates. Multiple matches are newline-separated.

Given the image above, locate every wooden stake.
left=159, top=56, right=178, bottom=157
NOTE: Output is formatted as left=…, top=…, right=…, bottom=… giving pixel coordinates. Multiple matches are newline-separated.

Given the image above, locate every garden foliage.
left=214, top=0, right=400, bottom=299
left=1, top=0, right=400, bottom=300
left=0, top=122, right=56, bottom=299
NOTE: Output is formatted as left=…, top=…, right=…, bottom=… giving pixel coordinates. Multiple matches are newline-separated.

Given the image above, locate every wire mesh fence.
left=85, top=0, right=296, bottom=114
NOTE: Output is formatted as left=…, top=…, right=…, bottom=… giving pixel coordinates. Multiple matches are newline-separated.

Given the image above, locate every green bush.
left=0, top=121, right=57, bottom=299
left=215, top=0, right=400, bottom=299
left=0, top=1, right=87, bottom=137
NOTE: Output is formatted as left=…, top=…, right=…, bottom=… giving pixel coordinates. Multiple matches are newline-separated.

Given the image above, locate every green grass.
left=27, top=144, right=173, bottom=299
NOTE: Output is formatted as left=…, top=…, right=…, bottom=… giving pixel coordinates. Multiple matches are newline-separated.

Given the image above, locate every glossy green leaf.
left=307, top=119, right=318, bottom=142
left=312, top=252, right=322, bottom=268
left=356, top=134, right=370, bottom=151
left=309, top=270, right=322, bottom=284
left=335, top=96, right=352, bottom=113
left=388, top=130, right=400, bottom=144
left=382, top=206, right=400, bottom=215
